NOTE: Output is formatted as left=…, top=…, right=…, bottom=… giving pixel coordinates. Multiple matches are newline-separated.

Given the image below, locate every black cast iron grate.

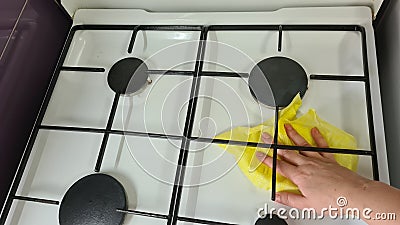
left=0, top=24, right=379, bottom=225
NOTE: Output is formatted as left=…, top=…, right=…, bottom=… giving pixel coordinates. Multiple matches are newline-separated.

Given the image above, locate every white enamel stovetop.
left=4, top=6, right=389, bottom=225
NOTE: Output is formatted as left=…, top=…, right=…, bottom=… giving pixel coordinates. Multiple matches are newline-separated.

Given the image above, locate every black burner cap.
left=59, top=173, right=127, bottom=225
left=108, top=57, right=148, bottom=94
left=256, top=214, right=288, bottom=225
left=249, top=56, right=308, bottom=107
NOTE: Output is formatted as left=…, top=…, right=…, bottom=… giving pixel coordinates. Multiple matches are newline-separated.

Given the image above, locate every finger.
left=262, top=132, right=306, bottom=165
left=277, top=149, right=306, bottom=166
left=311, top=127, right=336, bottom=161
left=255, top=152, right=297, bottom=180
left=275, top=192, right=307, bottom=209
left=284, top=124, right=324, bottom=158
left=284, top=124, right=310, bottom=147
left=311, top=127, right=328, bottom=148
left=261, top=132, right=273, bottom=144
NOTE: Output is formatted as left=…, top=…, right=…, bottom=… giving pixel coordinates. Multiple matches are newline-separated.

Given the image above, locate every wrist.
left=338, top=176, right=374, bottom=213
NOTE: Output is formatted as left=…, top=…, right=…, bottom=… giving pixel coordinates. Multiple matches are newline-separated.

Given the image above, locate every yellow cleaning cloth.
left=215, top=94, right=358, bottom=194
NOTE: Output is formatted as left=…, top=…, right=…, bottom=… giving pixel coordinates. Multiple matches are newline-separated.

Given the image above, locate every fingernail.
left=275, top=193, right=281, bottom=202
left=255, top=151, right=266, bottom=161
left=284, top=124, right=292, bottom=131
left=312, top=127, right=320, bottom=134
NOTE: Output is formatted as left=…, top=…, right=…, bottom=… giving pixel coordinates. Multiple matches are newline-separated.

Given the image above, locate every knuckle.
left=275, top=162, right=285, bottom=172
left=322, top=153, right=336, bottom=161
left=300, top=141, right=310, bottom=147
left=280, top=193, right=289, bottom=205
left=278, top=150, right=290, bottom=158
left=305, top=160, right=319, bottom=167
left=319, top=142, right=329, bottom=148
left=292, top=169, right=311, bottom=183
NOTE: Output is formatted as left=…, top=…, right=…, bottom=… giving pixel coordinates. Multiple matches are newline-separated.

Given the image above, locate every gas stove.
left=0, top=6, right=389, bottom=225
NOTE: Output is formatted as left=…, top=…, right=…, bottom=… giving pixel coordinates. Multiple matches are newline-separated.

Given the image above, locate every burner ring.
left=108, top=57, right=149, bottom=95
left=59, top=173, right=127, bottom=225
left=248, top=56, right=308, bottom=108
left=255, top=214, right=288, bottom=225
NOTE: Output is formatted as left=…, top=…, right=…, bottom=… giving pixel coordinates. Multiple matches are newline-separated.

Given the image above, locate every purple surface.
left=0, top=0, right=26, bottom=52
left=0, top=0, right=71, bottom=209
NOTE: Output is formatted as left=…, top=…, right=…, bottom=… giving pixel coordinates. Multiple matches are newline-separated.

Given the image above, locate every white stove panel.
left=41, top=72, right=197, bottom=137
left=179, top=142, right=266, bottom=224
left=63, top=30, right=200, bottom=71
left=63, top=30, right=132, bottom=68
left=5, top=201, right=58, bottom=225
left=42, top=71, right=115, bottom=128
left=203, top=31, right=279, bottom=73
left=203, top=30, right=363, bottom=76
left=193, top=27, right=370, bottom=152
left=132, top=31, right=200, bottom=71
left=192, top=76, right=273, bottom=138
left=101, top=134, right=180, bottom=215
left=15, top=130, right=103, bottom=200
left=123, top=215, right=166, bottom=225
left=193, top=77, right=371, bottom=152
left=10, top=131, right=180, bottom=224
left=301, top=80, right=370, bottom=150
left=112, top=75, right=192, bottom=136
left=50, top=29, right=200, bottom=135
left=283, top=31, right=363, bottom=76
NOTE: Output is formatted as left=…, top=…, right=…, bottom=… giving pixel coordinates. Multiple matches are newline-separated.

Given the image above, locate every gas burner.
left=108, top=57, right=149, bottom=95
left=255, top=214, right=288, bottom=225
left=248, top=56, right=308, bottom=107
left=59, top=174, right=127, bottom=225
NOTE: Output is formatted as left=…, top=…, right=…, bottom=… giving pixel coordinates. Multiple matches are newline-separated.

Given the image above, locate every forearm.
left=350, top=180, right=400, bottom=224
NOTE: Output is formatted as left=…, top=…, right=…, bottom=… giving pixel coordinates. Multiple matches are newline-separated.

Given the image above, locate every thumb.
left=275, top=192, right=307, bottom=209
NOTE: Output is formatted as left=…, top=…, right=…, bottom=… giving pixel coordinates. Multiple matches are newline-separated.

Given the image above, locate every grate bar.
left=271, top=106, right=279, bottom=201
left=13, top=196, right=59, bottom=205
left=116, top=209, right=168, bottom=219
left=167, top=26, right=209, bottom=225
left=39, top=125, right=182, bottom=140
left=60, top=66, right=105, bottom=72
left=94, top=93, right=120, bottom=172
left=359, top=27, right=380, bottom=180
left=178, top=216, right=237, bottom=225
left=192, top=137, right=373, bottom=155
left=278, top=25, right=283, bottom=52
left=310, top=74, right=366, bottom=81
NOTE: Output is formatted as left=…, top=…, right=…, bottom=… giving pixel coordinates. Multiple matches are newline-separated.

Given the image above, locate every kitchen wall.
left=375, top=0, right=400, bottom=188
left=0, top=0, right=71, bottom=208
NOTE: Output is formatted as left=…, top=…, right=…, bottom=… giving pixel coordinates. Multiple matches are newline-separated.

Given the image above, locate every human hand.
left=256, top=124, right=371, bottom=212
